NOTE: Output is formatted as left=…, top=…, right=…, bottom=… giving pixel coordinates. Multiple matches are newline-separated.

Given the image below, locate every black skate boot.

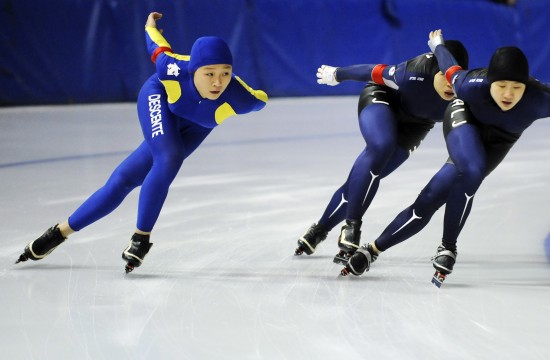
left=333, top=219, right=362, bottom=265
left=340, top=243, right=379, bottom=276
left=431, top=244, right=457, bottom=288
left=15, top=224, right=67, bottom=263
left=122, top=233, right=153, bottom=273
left=295, top=223, right=328, bottom=256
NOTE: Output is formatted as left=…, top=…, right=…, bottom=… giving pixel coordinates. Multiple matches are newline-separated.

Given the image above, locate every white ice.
left=1, top=97, right=549, bottom=360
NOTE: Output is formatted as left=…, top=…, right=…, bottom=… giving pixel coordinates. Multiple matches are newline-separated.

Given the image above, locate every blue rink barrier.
left=1, top=0, right=550, bottom=105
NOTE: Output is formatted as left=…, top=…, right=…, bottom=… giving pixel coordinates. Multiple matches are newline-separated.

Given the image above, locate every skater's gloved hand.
left=317, top=65, right=340, bottom=86
left=428, top=29, right=444, bottom=53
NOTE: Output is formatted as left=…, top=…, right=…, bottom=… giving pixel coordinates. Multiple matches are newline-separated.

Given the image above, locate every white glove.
left=316, top=65, right=339, bottom=86
left=428, top=30, right=445, bottom=53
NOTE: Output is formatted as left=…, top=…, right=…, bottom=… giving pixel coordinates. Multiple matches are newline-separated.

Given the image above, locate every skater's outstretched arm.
left=317, top=63, right=397, bottom=89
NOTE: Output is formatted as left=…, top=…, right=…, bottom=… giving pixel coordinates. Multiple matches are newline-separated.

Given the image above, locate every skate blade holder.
left=333, top=250, right=352, bottom=265
left=431, top=271, right=447, bottom=288
left=339, top=267, right=350, bottom=277
left=124, top=261, right=140, bottom=274
left=125, top=264, right=134, bottom=273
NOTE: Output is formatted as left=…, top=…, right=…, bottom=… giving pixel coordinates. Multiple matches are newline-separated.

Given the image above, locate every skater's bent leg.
left=136, top=149, right=185, bottom=232
left=133, top=83, right=187, bottom=233
left=358, top=146, right=409, bottom=216
left=68, top=143, right=153, bottom=231
left=346, top=104, right=398, bottom=220
left=136, top=122, right=212, bottom=232
left=441, top=124, right=486, bottom=246
left=374, top=163, right=458, bottom=251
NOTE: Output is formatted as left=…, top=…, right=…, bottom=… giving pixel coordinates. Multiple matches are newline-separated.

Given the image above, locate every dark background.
left=1, top=0, right=547, bottom=105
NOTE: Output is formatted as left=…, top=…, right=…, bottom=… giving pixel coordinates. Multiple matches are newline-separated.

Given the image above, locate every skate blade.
left=431, top=271, right=447, bottom=288
left=15, top=253, right=29, bottom=264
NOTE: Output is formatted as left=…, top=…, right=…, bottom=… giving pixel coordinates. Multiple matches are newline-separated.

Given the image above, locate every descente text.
left=148, top=94, right=164, bottom=137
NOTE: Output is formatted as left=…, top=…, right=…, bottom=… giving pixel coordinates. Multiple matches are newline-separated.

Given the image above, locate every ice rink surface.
left=1, top=97, right=549, bottom=360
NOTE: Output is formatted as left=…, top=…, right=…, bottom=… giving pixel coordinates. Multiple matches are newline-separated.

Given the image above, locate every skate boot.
left=122, top=233, right=153, bottom=273
left=333, top=219, right=362, bottom=265
left=15, top=224, right=67, bottom=263
left=340, top=243, right=379, bottom=276
left=431, top=244, right=457, bottom=288
left=295, top=223, right=328, bottom=256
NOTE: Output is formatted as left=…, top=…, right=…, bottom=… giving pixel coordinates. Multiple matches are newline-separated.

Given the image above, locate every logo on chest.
left=167, top=63, right=181, bottom=77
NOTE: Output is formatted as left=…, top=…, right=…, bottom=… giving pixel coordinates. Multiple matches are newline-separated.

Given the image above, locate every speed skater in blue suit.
left=342, top=29, right=550, bottom=286
left=16, top=12, right=267, bottom=273
left=295, top=38, right=469, bottom=266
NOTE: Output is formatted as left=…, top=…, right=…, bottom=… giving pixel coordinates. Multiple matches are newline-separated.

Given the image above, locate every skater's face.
left=490, top=80, right=526, bottom=111
left=193, top=64, right=232, bottom=100
left=433, top=71, right=456, bottom=101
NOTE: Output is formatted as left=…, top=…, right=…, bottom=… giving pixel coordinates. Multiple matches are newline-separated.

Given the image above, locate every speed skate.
left=430, top=244, right=457, bottom=287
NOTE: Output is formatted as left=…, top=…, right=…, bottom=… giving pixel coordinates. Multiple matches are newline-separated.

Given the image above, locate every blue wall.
left=1, top=0, right=549, bottom=105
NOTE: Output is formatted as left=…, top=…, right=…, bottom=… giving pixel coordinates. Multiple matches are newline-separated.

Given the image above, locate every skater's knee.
left=106, top=172, right=140, bottom=192
left=457, top=164, right=484, bottom=186
left=365, top=137, right=395, bottom=158
left=154, top=151, right=185, bottom=176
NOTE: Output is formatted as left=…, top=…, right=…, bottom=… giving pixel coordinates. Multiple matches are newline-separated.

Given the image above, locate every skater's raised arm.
left=428, top=29, right=466, bottom=84
left=144, top=12, right=174, bottom=64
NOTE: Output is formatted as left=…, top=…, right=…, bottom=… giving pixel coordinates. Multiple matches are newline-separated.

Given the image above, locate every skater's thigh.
left=358, top=104, right=399, bottom=148
left=446, top=124, right=486, bottom=177
left=137, top=82, right=185, bottom=161
left=109, top=142, right=153, bottom=188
